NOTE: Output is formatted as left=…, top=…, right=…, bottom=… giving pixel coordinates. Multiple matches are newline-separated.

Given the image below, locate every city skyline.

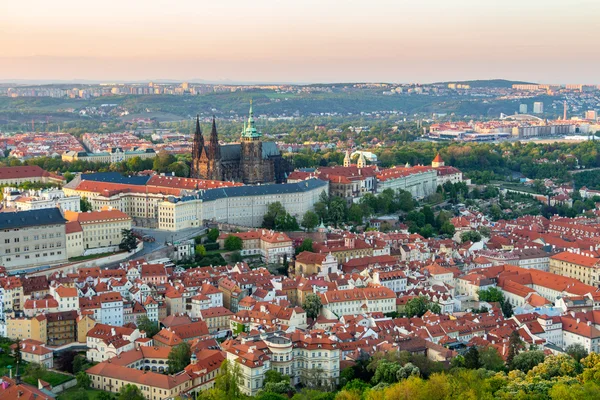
left=2, top=0, right=600, bottom=84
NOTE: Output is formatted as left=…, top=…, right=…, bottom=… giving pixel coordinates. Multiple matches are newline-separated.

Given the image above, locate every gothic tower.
left=191, top=115, right=209, bottom=179
left=206, top=117, right=222, bottom=180
left=241, top=101, right=270, bottom=184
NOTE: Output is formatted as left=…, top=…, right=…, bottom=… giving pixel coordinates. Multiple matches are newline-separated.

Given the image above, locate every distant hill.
left=434, top=79, right=536, bottom=88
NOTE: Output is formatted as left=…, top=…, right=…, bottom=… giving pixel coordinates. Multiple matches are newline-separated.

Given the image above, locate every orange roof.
left=550, top=251, right=600, bottom=268
left=433, top=153, right=443, bottom=163
left=65, top=221, right=82, bottom=234
left=65, top=209, right=131, bottom=223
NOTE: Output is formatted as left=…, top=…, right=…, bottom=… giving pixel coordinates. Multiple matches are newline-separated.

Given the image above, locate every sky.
left=1, top=0, right=599, bottom=84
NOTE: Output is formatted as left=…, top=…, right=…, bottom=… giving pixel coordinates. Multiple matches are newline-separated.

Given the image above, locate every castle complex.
left=190, top=103, right=290, bottom=184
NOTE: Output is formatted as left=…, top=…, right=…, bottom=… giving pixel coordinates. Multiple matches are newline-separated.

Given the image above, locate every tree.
left=302, top=293, right=323, bottom=319
left=265, top=369, right=289, bottom=384
left=263, top=202, right=287, bottom=229
left=56, top=350, right=77, bottom=373
left=224, top=235, right=243, bottom=251
left=136, top=315, right=159, bottom=338
left=397, top=190, right=415, bottom=212
left=295, top=239, right=314, bottom=255
left=511, top=350, right=545, bottom=373
left=71, top=388, right=90, bottom=400
left=72, top=354, right=88, bottom=374
left=119, top=229, right=137, bottom=252
left=195, top=244, right=207, bottom=258
left=118, top=384, right=145, bottom=400
left=302, top=211, right=319, bottom=231
left=229, top=251, right=243, bottom=263
left=422, top=206, right=435, bottom=226
left=97, top=392, right=114, bottom=400
left=506, top=330, right=522, bottom=367
left=464, top=347, right=481, bottom=369
left=168, top=161, right=189, bottom=177
left=460, top=231, right=482, bottom=243
left=80, top=197, right=92, bottom=212
left=328, top=197, right=347, bottom=227
left=76, top=371, right=91, bottom=388
left=207, top=228, right=220, bottom=242
left=478, top=346, right=505, bottom=372
left=300, top=367, right=333, bottom=391
left=214, top=360, right=243, bottom=399
left=25, top=363, right=46, bottom=381
left=405, top=297, right=428, bottom=318
left=566, top=343, right=589, bottom=362
left=440, top=221, right=455, bottom=236
left=168, top=342, right=191, bottom=373
left=477, top=287, right=504, bottom=303
left=347, top=204, right=364, bottom=225
left=501, top=300, right=514, bottom=318
left=153, top=152, right=176, bottom=173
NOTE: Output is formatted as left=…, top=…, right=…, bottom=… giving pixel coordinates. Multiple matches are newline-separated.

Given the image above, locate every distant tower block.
left=519, top=104, right=528, bottom=114
left=563, top=101, right=568, bottom=120
left=432, top=153, right=444, bottom=168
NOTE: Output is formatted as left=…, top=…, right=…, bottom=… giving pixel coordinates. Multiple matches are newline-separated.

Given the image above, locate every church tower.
left=191, top=115, right=209, bottom=179
left=357, top=152, right=366, bottom=168
left=343, top=150, right=351, bottom=167
left=205, top=117, right=222, bottom=180
left=241, top=101, right=272, bottom=184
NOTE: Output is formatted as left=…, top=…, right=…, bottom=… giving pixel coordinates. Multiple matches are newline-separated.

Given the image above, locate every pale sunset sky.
left=1, top=0, right=598, bottom=83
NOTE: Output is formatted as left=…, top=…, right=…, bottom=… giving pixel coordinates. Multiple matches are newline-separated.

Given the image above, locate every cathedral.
left=191, top=104, right=290, bottom=184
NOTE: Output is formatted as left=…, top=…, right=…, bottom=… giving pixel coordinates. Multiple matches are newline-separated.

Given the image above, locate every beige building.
left=16, top=339, right=54, bottom=368
left=318, top=287, right=396, bottom=318
left=158, top=179, right=328, bottom=231
left=549, top=251, right=600, bottom=287
left=62, top=148, right=156, bottom=164
left=6, top=315, right=47, bottom=343
left=198, top=306, right=234, bottom=333
left=66, top=221, right=85, bottom=258
left=0, top=166, right=64, bottom=186
left=0, top=208, right=68, bottom=271
left=217, top=230, right=294, bottom=264
left=65, top=208, right=132, bottom=252
left=223, top=331, right=340, bottom=396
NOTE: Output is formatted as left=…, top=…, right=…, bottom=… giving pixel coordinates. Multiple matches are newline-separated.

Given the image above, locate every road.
left=132, top=226, right=207, bottom=259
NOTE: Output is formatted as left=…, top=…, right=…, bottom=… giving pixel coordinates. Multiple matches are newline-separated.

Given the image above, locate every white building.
left=3, top=187, right=81, bottom=212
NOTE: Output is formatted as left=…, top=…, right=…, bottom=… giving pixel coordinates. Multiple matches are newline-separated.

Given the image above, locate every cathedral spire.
left=192, top=115, right=204, bottom=159
left=242, top=100, right=261, bottom=139
left=208, top=115, right=220, bottom=160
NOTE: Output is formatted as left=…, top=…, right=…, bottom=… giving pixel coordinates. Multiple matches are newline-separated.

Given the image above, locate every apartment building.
left=65, top=209, right=132, bottom=252
left=6, top=315, right=47, bottom=343
left=217, top=230, right=294, bottom=264
left=318, top=287, right=396, bottom=318
left=86, top=323, right=145, bottom=362
left=223, top=330, right=340, bottom=396
left=0, top=208, right=68, bottom=270
left=549, top=251, right=600, bottom=286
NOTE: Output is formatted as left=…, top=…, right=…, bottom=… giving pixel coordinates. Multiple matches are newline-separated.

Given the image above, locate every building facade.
left=190, top=105, right=291, bottom=184
left=0, top=208, right=68, bottom=271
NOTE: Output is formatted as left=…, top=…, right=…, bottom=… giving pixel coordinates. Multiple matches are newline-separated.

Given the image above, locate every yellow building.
left=77, top=314, right=97, bottom=343
left=64, top=208, right=132, bottom=251
left=549, top=251, right=600, bottom=287
left=198, top=307, right=234, bottom=333
left=6, top=315, right=47, bottom=343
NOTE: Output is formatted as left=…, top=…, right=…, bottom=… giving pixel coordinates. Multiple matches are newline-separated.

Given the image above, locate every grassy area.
left=205, top=249, right=227, bottom=256
left=57, top=388, right=110, bottom=400
left=69, top=252, right=117, bottom=262
left=23, top=370, right=74, bottom=387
